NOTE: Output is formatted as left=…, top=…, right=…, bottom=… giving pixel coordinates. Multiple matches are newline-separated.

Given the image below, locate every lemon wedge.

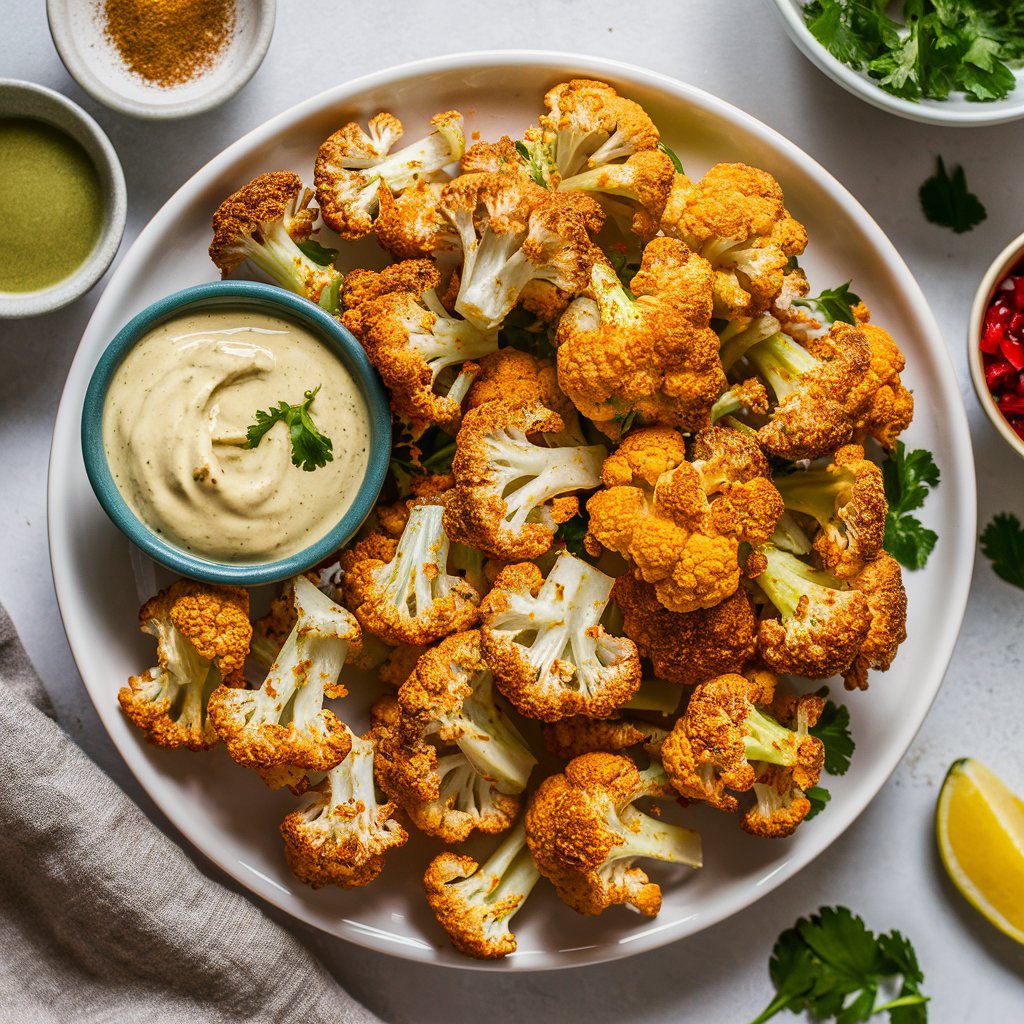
left=936, top=758, right=1024, bottom=944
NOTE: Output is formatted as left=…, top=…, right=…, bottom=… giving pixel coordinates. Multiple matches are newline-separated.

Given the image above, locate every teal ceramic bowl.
left=81, top=281, right=392, bottom=585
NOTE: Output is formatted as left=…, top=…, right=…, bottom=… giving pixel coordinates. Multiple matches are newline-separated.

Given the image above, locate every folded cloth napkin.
left=0, top=606, right=381, bottom=1024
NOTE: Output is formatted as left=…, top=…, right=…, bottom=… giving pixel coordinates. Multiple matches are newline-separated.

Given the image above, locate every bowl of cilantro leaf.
left=769, top=0, right=1024, bottom=126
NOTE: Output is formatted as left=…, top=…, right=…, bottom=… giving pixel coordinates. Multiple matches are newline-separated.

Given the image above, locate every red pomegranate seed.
left=998, top=395, right=1024, bottom=416
left=981, top=322, right=1003, bottom=353
left=986, top=359, right=1015, bottom=389
left=1000, top=335, right=1024, bottom=370
left=1014, top=276, right=1024, bottom=309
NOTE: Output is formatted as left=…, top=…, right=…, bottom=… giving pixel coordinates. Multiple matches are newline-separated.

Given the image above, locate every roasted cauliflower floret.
left=544, top=714, right=669, bottom=761
left=611, top=571, right=757, bottom=685
left=742, top=322, right=875, bottom=462
left=440, top=172, right=603, bottom=330
left=209, top=171, right=342, bottom=311
left=465, top=347, right=575, bottom=427
left=841, top=322, right=914, bottom=450
left=281, top=727, right=408, bottom=889
left=424, top=821, right=540, bottom=959
left=374, top=179, right=460, bottom=260
left=741, top=690, right=827, bottom=838
left=208, top=576, right=360, bottom=787
left=558, top=148, right=677, bottom=239
left=586, top=426, right=781, bottom=613
left=480, top=554, right=642, bottom=721
left=443, top=400, right=606, bottom=561
left=372, top=632, right=534, bottom=842
left=525, top=752, right=701, bottom=917
left=661, top=162, right=807, bottom=319
left=775, top=444, right=888, bottom=579
left=556, top=239, right=725, bottom=436
left=341, top=260, right=498, bottom=432
left=341, top=502, right=481, bottom=647
left=540, top=79, right=661, bottom=180
left=315, top=110, right=464, bottom=239
left=844, top=553, right=908, bottom=691
left=118, top=581, right=251, bottom=751
left=662, top=673, right=823, bottom=815
left=752, top=544, right=873, bottom=680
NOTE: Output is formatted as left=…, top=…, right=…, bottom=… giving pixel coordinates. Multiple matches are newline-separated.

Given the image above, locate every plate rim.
left=47, top=48, right=978, bottom=971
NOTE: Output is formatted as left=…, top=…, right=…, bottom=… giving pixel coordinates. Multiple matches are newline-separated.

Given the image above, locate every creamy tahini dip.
left=103, top=309, right=371, bottom=562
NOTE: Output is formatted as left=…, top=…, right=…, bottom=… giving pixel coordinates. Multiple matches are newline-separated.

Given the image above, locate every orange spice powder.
left=101, top=0, right=236, bottom=88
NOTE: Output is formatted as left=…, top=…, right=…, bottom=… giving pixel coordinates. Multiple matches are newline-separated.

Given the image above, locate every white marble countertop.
left=2, top=1, right=1024, bottom=1020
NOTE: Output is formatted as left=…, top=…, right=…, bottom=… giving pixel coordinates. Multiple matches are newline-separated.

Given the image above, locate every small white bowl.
left=0, top=80, right=126, bottom=319
left=767, top=0, right=1024, bottom=127
left=968, top=232, right=1024, bottom=460
left=47, top=0, right=276, bottom=120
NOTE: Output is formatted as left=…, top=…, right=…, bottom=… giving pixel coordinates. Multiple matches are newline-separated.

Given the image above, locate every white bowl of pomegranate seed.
left=970, top=233, right=1024, bottom=459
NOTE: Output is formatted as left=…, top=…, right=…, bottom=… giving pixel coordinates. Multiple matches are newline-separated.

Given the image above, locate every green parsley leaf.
left=919, top=157, right=987, bottom=233
left=656, top=139, right=684, bottom=173
left=750, top=906, right=929, bottom=1024
left=242, top=385, right=334, bottom=472
left=794, top=280, right=862, bottom=324
left=980, top=512, right=1024, bottom=590
left=809, top=696, right=855, bottom=776
left=805, top=785, right=832, bottom=820
left=514, top=139, right=554, bottom=188
left=555, top=512, right=590, bottom=559
left=297, top=238, right=339, bottom=266
left=882, top=443, right=940, bottom=570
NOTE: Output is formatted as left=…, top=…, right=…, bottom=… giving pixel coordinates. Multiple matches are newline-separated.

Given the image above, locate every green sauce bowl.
left=81, top=281, right=392, bottom=586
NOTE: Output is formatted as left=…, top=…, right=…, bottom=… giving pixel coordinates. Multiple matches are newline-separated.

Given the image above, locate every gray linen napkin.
left=0, top=606, right=382, bottom=1024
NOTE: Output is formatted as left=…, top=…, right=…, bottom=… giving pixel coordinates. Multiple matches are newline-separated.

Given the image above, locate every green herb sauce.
left=0, top=118, right=104, bottom=293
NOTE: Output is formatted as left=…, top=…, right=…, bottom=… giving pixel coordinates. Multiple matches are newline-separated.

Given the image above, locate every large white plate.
left=767, top=0, right=1024, bottom=127
left=48, top=51, right=976, bottom=970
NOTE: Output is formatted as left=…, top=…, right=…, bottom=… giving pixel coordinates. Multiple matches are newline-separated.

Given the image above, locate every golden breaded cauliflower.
left=524, top=752, right=701, bottom=917
left=208, top=171, right=341, bottom=310
left=315, top=110, right=464, bottom=239
left=774, top=444, right=888, bottom=580
left=341, top=260, right=497, bottom=432
left=843, top=553, right=908, bottom=691
left=586, top=426, right=782, bottom=613
left=544, top=715, right=669, bottom=761
left=424, top=821, right=539, bottom=959
left=661, top=162, right=807, bottom=319
left=610, top=571, right=757, bottom=685
left=443, top=400, right=606, bottom=561
left=281, top=727, right=408, bottom=889
left=118, top=581, right=251, bottom=751
left=440, top=172, right=604, bottom=330
left=480, top=554, right=642, bottom=721
left=208, top=576, right=360, bottom=788
left=341, top=502, right=481, bottom=647
left=556, top=239, right=726, bottom=437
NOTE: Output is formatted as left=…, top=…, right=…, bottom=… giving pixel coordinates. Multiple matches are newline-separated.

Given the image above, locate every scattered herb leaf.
left=805, top=786, right=831, bottom=820
left=613, top=407, right=640, bottom=434
left=657, top=139, right=684, bottom=173
left=514, top=139, right=553, bottom=188
left=794, top=281, right=861, bottom=325
left=750, top=906, right=928, bottom=1024
left=882, top=443, right=940, bottom=570
left=555, top=511, right=590, bottom=559
left=809, top=696, right=855, bottom=776
left=297, top=238, right=339, bottom=266
left=980, top=512, right=1024, bottom=590
left=242, top=386, right=334, bottom=472
left=919, top=157, right=987, bottom=234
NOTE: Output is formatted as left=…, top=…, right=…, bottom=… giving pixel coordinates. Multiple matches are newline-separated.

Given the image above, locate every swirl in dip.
left=102, top=307, right=371, bottom=562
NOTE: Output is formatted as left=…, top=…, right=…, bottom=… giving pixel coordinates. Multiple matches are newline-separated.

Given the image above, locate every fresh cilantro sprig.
left=750, top=907, right=928, bottom=1024
left=882, top=443, right=940, bottom=570
left=803, top=0, right=1024, bottom=103
left=242, top=386, right=334, bottom=472
left=794, top=281, right=862, bottom=325
left=555, top=511, right=590, bottom=559
left=980, top=512, right=1024, bottom=590
left=804, top=695, right=855, bottom=819
left=919, top=158, right=987, bottom=234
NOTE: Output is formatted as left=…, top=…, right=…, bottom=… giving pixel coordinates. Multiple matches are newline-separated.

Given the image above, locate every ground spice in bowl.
left=101, top=0, right=236, bottom=87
